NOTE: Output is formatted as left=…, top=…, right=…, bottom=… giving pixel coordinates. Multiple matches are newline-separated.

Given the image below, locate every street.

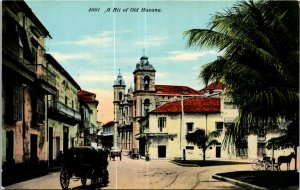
left=5, top=155, right=251, bottom=189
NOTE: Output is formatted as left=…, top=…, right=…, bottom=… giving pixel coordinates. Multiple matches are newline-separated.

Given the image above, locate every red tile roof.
left=78, top=90, right=99, bottom=105
left=201, top=82, right=224, bottom=91
left=102, top=121, right=114, bottom=127
left=155, top=85, right=204, bottom=96
left=78, top=90, right=96, bottom=96
left=151, top=97, right=220, bottom=113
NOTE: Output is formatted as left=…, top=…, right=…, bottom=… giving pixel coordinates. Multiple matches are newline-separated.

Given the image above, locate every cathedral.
left=113, top=55, right=294, bottom=160
left=113, top=55, right=204, bottom=155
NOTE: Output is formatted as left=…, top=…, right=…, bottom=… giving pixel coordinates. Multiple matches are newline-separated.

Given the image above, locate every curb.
left=169, top=160, right=199, bottom=167
left=212, top=174, right=267, bottom=190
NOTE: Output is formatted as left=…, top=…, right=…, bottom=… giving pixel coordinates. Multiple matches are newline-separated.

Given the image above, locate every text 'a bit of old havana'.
left=88, top=7, right=162, bottom=13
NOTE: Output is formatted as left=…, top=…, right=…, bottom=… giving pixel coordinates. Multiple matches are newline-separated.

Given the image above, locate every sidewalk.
left=2, top=164, right=61, bottom=186
left=169, top=158, right=299, bottom=189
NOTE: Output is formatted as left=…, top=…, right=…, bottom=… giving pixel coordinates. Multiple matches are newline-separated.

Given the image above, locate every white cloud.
left=134, top=36, right=169, bottom=47
left=50, top=52, right=90, bottom=62
left=75, top=31, right=113, bottom=46
left=48, top=31, right=114, bottom=47
left=164, top=50, right=222, bottom=61
left=50, top=51, right=104, bottom=63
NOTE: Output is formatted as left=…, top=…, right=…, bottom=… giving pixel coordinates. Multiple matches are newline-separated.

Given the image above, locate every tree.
left=186, top=129, right=221, bottom=161
left=184, top=0, right=299, bottom=152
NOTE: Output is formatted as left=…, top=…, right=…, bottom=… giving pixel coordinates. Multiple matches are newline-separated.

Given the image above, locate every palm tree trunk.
left=203, top=150, right=206, bottom=161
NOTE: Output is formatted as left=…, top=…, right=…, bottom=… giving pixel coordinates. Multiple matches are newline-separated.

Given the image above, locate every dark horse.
left=278, top=152, right=296, bottom=171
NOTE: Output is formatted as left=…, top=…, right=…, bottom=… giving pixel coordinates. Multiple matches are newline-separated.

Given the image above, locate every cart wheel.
left=81, top=177, right=87, bottom=186
left=91, top=169, right=100, bottom=186
left=60, top=169, right=70, bottom=189
left=252, top=159, right=262, bottom=170
left=265, top=162, right=272, bottom=171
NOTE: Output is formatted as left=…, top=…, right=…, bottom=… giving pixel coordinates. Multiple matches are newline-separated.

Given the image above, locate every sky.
left=25, top=0, right=236, bottom=124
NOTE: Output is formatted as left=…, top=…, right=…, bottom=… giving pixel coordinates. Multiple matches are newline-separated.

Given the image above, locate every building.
left=2, top=0, right=55, bottom=168
left=113, top=71, right=134, bottom=150
left=46, top=54, right=81, bottom=165
left=113, top=56, right=205, bottom=154
left=99, top=121, right=115, bottom=149
left=78, top=90, right=99, bottom=146
left=138, top=97, right=226, bottom=159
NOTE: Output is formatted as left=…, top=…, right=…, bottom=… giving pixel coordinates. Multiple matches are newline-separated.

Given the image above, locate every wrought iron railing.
left=3, top=39, right=56, bottom=88
left=48, top=100, right=81, bottom=121
left=3, top=38, right=35, bottom=73
left=35, top=64, right=56, bottom=88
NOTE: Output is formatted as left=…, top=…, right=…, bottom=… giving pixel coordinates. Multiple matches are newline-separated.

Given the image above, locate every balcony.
left=35, top=64, right=56, bottom=94
left=80, top=121, right=90, bottom=131
left=3, top=39, right=57, bottom=94
left=48, top=101, right=81, bottom=126
left=3, top=38, right=36, bottom=74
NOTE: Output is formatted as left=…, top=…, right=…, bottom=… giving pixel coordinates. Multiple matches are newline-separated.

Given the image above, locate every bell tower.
left=132, top=55, right=156, bottom=150
left=113, top=69, right=126, bottom=148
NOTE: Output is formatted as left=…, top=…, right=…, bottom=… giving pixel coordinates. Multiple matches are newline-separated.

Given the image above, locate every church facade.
left=113, top=55, right=204, bottom=154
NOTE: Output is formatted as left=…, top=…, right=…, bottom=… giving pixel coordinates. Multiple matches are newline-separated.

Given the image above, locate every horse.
left=278, top=152, right=296, bottom=171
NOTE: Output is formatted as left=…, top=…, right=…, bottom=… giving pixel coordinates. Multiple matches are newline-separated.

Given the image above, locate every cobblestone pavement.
left=5, top=156, right=253, bottom=189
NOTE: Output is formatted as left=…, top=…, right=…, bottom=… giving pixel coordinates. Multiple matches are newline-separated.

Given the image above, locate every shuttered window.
left=158, top=117, right=166, bottom=132
left=13, top=87, right=22, bottom=121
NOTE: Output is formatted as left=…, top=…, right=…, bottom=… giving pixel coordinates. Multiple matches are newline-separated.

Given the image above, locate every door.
left=6, top=131, right=14, bottom=163
left=30, top=134, right=38, bottom=163
left=48, top=127, right=53, bottom=166
left=216, top=143, right=221, bottom=158
left=63, top=126, right=69, bottom=153
left=158, top=145, right=166, bottom=158
left=139, top=137, right=146, bottom=156
left=56, top=137, right=60, bottom=158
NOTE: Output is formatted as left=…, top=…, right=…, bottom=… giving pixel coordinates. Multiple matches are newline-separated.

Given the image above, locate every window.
left=224, top=122, right=234, bottom=129
left=144, top=99, right=150, bottom=115
left=158, top=117, right=166, bottom=132
left=36, top=98, right=45, bottom=124
left=144, top=76, right=150, bottom=90
left=186, top=146, right=194, bottom=150
left=257, top=129, right=266, bottom=141
left=186, top=122, right=194, bottom=133
left=216, top=122, right=224, bottom=132
left=224, top=101, right=236, bottom=109
left=65, top=96, right=68, bottom=106
left=13, top=87, right=22, bottom=121
left=32, top=47, right=37, bottom=65
left=119, top=92, right=123, bottom=101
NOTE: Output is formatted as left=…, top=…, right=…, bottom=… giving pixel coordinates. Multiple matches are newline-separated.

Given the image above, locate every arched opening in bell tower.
left=144, top=98, right=150, bottom=115
left=119, top=92, right=123, bottom=101
left=144, top=76, right=150, bottom=91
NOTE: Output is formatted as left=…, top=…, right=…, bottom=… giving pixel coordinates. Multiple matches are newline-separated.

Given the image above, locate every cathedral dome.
left=135, top=55, right=155, bottom=72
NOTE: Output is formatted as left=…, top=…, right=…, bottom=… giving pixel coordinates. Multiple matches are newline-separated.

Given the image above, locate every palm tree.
left=184, top=0, right=299, bottom=152
left=186, top=129, right=221, bottom=161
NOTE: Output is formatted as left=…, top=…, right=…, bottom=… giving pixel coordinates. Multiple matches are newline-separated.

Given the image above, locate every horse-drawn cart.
left=60, top=146, right=109, bottom=189
left=109, top=149, right=122, bottom=161
left=129, top=148, right=140, bottom=159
